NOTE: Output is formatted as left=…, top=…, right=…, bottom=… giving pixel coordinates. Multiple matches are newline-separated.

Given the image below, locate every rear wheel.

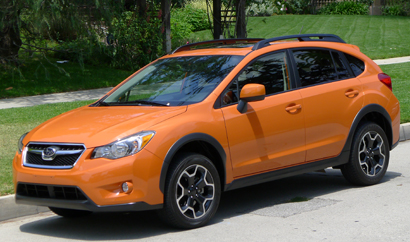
left=341, top=122, right=389, bottom=185
left=158, top=153, right=221, bottom=229
left=49, top=207, right=92, bottom=218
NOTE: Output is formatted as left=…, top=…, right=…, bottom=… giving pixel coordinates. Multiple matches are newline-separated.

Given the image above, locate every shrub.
left=382, top=5, right=408, bottom=16
left=247, top=0, right=277, bottom=16
left=318, top=0, right=369, bottom=15
left=287, top=0, right=312, bottom=14
left=171, top=5, right=210, bottom=32
left=54, top=39, right=110, bottom=67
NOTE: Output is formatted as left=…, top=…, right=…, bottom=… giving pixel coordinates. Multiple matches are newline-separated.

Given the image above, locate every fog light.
left=122, top=182, right=133, bottom=194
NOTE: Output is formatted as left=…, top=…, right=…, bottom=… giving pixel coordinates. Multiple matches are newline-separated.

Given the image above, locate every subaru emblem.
left=42, top=146, right=58, bottom=160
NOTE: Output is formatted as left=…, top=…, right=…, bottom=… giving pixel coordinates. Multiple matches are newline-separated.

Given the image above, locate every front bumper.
left=15, top=183, right=162, bottom=212
left=13, top=148, right=164, bottom=211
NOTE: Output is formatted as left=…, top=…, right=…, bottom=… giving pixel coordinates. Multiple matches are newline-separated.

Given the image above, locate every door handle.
left=285, top=104, right=302, bottom=113
left=345, top=89, right=359, bottom=98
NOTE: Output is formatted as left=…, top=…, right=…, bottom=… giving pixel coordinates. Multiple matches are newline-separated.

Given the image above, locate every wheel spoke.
left=175, top=164, right=216, bottom=220
left=358, top=131, right=386, bottom=177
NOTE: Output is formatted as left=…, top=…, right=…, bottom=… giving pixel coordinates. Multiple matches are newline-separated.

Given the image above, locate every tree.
left=0, top=0, right=22, bottom=64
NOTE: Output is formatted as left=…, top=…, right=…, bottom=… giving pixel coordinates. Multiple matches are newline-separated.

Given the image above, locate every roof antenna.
left=299, top=26, right=304, bottom=34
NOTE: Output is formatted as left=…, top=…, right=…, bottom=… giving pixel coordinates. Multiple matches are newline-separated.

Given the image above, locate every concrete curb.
left=1, top=125, right=409, bottom=222
left=0, top=195, right=49, bottom=222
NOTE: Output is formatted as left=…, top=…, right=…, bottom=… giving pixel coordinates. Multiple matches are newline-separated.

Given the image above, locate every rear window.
left=345, top=54, right=365, bottom=76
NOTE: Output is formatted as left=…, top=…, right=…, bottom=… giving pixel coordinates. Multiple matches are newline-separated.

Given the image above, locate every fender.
left=159, top=133, right=226, bottom=193
left=343, top=103, right=392, bottom=154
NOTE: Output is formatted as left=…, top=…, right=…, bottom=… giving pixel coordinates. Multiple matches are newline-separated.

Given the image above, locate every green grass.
left=0, top=57, right=133, bottom=99
left=0, top=100, right=95, bottom=195
left=192, top=15, right=410, bottom=59
left=382, top=62, right=410, bottom=123
left=286, top=196, right=311, bottom=203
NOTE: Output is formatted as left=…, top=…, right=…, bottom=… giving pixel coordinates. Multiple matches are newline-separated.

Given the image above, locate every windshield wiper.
left=104, top=100, right=168, bottom=106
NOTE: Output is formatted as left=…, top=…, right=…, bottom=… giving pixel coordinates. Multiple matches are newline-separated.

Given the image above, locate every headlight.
left=18, top=132, right=28, bottom=154
left=91, top=131, right=155, bottom=159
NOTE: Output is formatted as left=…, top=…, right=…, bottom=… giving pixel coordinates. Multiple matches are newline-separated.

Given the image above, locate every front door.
left=221, top=51, right=306, bottom=178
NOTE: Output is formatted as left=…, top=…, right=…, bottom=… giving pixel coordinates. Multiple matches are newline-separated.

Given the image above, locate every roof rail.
left=172, top=38, right=264, bottom=54
left=252, top=34, right=346, bottom=51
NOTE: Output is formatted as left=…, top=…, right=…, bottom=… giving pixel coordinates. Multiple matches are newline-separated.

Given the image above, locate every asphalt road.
left=1, top=140, right=409, bottom=242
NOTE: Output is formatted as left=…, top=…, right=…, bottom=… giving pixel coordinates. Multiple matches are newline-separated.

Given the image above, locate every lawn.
left=0, top=57, right=133, bottom=99
left=382, top=62, right=410, bottom=123
left=192, top=15, right=410, bottom=60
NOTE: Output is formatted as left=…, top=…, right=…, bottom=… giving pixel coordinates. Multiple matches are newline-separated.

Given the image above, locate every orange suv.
left=13, top=34, right=400, bottom=228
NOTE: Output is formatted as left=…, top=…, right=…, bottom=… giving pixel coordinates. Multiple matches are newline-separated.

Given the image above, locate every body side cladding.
left=159, top=133, right=227, bottom=193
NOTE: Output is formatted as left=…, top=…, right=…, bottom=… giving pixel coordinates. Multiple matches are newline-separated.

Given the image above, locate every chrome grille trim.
left=23, top=142, right=86, bottom=169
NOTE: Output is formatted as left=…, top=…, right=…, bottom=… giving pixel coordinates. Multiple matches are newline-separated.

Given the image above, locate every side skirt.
left=224, top=150, right=349, bottom=191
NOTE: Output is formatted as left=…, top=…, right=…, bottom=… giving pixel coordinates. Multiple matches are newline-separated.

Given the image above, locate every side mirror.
left=237, top=84, right=266, bottom=113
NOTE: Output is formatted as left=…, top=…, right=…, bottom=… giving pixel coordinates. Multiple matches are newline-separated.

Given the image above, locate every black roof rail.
left=252, top=34, right=346, bottom=51
left=172, top=38, right=264, bottom=54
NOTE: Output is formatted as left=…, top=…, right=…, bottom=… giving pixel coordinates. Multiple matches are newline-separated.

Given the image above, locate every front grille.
left=17, top=183, right=88, bottom=201
left=24, top=143, right=85, bottom=169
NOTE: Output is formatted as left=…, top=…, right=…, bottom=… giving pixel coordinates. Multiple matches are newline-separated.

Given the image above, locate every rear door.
left=291, top=48, right=364, bottom=162
left=220, top=51, right=306, bottom=178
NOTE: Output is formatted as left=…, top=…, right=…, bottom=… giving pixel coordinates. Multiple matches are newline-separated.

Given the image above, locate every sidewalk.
left=0, top=56, right=410, bottom=222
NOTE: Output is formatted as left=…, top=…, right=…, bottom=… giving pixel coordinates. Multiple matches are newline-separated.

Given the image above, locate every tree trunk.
left=0, top=2, right=22, bottom=63
left=213, top=0, right=221, bottom=39
left=161, top=0, right=171, bottom=53
left=235, top=0, right=246, bottom=38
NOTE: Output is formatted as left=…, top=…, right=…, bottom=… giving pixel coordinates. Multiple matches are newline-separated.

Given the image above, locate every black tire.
left=157, top=153, right=221, bottom=229
left=49, top=207, right=92, bottom=218
left=341, top=122, right=390, bottom=186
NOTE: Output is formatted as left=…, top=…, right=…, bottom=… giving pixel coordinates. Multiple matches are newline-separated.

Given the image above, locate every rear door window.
left=292, top=49, right=337, bottom=87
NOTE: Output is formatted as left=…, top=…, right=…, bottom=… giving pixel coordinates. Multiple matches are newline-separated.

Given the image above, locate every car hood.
left=27, top=105, right=187, bottom=148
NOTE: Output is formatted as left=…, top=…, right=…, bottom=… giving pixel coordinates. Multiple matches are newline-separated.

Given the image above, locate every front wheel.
left=157, top=153, right=221, bottom=229
left=341, top=122, right=390, bottom=186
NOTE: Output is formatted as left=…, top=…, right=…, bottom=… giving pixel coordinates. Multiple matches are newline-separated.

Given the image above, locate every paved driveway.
left=1, top=140, right=409, bottom=242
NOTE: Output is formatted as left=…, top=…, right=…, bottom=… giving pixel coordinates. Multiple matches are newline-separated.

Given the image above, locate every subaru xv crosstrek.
left=13, top=34, right=400, bottom=229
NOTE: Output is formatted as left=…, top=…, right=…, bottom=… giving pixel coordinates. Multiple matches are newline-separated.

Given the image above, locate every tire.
left=157, top=153, right=221, bottom=229
left=49, top=207, right=92, bottom=218
left=341, top=122, right=390, bottom=186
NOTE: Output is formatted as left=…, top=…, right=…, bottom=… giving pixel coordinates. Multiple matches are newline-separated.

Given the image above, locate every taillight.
left=378, top=73, right=392, bottom=91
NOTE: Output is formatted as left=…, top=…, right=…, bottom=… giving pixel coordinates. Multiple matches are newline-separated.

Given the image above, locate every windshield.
left=102, top=55, right=244, bottom=106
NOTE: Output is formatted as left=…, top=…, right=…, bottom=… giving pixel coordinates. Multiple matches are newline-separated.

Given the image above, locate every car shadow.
left=19, top=169, right=401, bottom=240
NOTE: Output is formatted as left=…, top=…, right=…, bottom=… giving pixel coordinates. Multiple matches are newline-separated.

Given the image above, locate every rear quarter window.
left=345, top=54, right=365, bottom=76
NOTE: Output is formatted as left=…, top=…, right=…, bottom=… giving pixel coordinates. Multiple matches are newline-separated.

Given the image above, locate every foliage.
left=357, top=0, right=374, bottom=6
left=109, top=5, right=163, bottom=71
left=247, top=0, right=276, bottom=16
left=287, top=0, right=312, bottom=14
left=53, top=39, right=111, bottom=67
left=172, top=4, right=209, bottom=32
left=382, top=5, right=408, bottom=16
left=171, top=3, right=210, bottom=48
left=247, top=0, right=287, bottom=16
left=318, top=1, right=369, bottom=15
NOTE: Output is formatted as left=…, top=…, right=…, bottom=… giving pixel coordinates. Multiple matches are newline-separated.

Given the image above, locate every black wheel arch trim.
left=159, top=133, right=227, bottom=193
left=343, top=103, right=393, bottom=153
